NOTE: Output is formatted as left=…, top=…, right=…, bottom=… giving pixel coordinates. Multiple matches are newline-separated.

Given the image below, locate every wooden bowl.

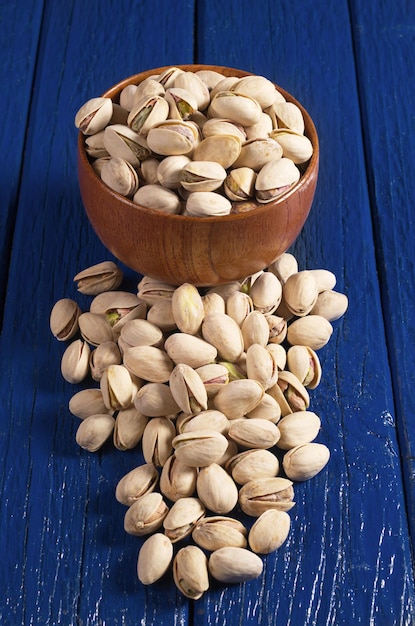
left=78, top=64, right=319, bottom=286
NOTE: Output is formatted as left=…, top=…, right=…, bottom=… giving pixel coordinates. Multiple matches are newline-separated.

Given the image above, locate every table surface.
left=1, top=1, right=415, bottom=624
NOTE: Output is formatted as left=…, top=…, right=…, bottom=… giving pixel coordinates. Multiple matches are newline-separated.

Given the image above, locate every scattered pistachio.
left=51, top=250, right=347, bottom=597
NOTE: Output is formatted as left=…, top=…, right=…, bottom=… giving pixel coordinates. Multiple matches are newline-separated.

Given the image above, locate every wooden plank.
left=1, top=1, right=414, bottom=625
left=194, top=0, right=415, bottom=624
left=349, top=0, right=415, bottom=543
left=0, top=1, right=44, bottom=314
left=0, top=1, right=194, bottom=624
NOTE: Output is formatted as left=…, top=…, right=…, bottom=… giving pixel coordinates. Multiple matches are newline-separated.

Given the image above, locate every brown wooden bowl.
left=78, top=64, right=319, bottom=286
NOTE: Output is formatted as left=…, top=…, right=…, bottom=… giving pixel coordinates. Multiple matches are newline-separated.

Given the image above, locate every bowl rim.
left=78, top=63, right=319, bottom=223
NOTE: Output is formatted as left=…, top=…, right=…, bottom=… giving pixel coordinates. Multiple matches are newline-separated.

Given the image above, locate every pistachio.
left=266, top=314, right=288, bottom=344
left=244, top=112, right=273, bottom=140
left=60, top=339, right=90, bottom=384
left=245, top=343, right=279, bottom=390
left=50, top=298, right=81, bottom=341
left=208, top=91, right=262, bottom=126
left=286, top=345, right=322, bottom=389
left=164, top=332, right=217, bottom=369
left=181, top=160, right=227, bottom=193
left=139, top=156, right=161, bottom=184
left=113, top=407, right=148, bottom=451
left=115, top=463, right=159, bottom=506
left=90, top=291, right=146, bottom=331
left=269, top=128, right=313, bottom=164
left=226, top=448, right=279, bottom=485
left=228, top=417, right=280, bottom=449
left=239, top=477, right=295, bottom=516
left=173, top=546, right=209, bottom=600
left=169, top=363, right=208, bottom=414
left=172, top=430, right=229, bottom=467
left=78, top=312, right=114, bottom=346
left=269, top=100, right=305, bottom=134
left=178, top=409, right=229, bottom=436
left=86, top=133, right=109, bottom=160
left=142, top=417, right=176, bottom=467
left=103, top=124, right=151, bottom=167
left=226, top=291, right=254, bottom=326
left=133, top=184, right=182, bottom=214
left=101, top=156, right=139, bottom=197
left=165, top=87, right=198, bottom=120
left=202, top=117, right=246, bottom=143
left=213, top=379, right=264, bottom=420
left=233, top=137, right=283, bottom=171
left=209, top=547, right=263, bottom=583
left=194, top=364, right=229, bottom=397
left=202, top=312, right=244, bottom=362
left=100, top=364, right=134, bottom=411
left=282, top=442, right=330, bottom=481
left=146, top=298, right=177, bottom=331
left=68, top=388, right=110, bottom=419
left=134, top=382, right=180, bottom=417
left=241, top=310, right=270, bottom=349
left=275, top=410, right=321, bottom=453
left=89, top=341, right=122, bottom=381
left=276, top=370, right=310, bottom=413
left=310, top=289, right=349, bottom=321
left=308, top=269, right=337, bottom=292
left=268, top=253, right=299, bottom=284
left=75, top=414, right=115, bottom=452
left=196, top=463, right=239, bottom=514
left=124, top=492, right=169, bottom=536
left=75, top=96, right=113, bottom=135
left=127, top=94, right=169, bottom=135
left=201, top=292, right=226, bottom=316
left=163, top=497, right=205, bottom=542
left=193, top=133, right=242, bottom=170
left=173, top=71, right=211, bottom=110
left=283, top=270, right=319, bottom=317
left=159, top=454, right=198, bottom=501
left=171, top=283, right=205, bottom=334
left=146, top=119, right=199, bottom=155
left=185, top=191, right=232, bottom=217
left=136, top=276, right=176, bottom=305
left=123, top=345, right=174, bottom=383
left=156, top=154, right=191, bottom=189
left=224, top=166, right=256, bottom=202
left=250, top=271, right=282, bottom=314
left=245, top=392, right=281, bottom=422
left=266, top=343, right=287, bottom=371
left=192, top=516, right=247, bottom=551
left=232, top=75, right=279, bottom=109
left=119, top=84, right=138, bottom=111
left=137, top=533, right=173, bottom=585
left=119, top=318, right=163, bottom=350
left=286, top=315, right=334, bottom=350
left=255, top=157, right=300, bottom=203
left=248, top=509, right=291, bottom=554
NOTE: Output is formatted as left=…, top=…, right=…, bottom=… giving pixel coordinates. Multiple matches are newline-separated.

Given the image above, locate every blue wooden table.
left=1, top=1, right=415, bottom=624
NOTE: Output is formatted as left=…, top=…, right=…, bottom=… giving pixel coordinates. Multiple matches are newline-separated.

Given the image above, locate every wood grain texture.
left=193, top=1, right=415, bottom=623
left=349, top=0, right=415, bottom=545
left=0, top=1, right=44, bottom=315
left=0, top=1, right=194, bottom=624
left=0, top=0, right=415, bottom=625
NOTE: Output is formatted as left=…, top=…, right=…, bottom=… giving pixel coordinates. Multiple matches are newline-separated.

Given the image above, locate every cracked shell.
left=172, top=430, right=229, bottom=467
left=73, top=261, right=123, bottom=296
left=255, top=157, right=300, bottom=203
left=50, top=298, right=81, bottom=341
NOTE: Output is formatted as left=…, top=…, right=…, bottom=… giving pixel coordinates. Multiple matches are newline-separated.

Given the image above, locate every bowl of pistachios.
left=77, top=64, right=319, bottom=286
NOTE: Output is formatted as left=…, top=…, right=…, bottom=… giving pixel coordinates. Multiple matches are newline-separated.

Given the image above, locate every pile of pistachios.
left=50, top=254, right=347, bottom=599
left=75, top=67, right=314, bottom=215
